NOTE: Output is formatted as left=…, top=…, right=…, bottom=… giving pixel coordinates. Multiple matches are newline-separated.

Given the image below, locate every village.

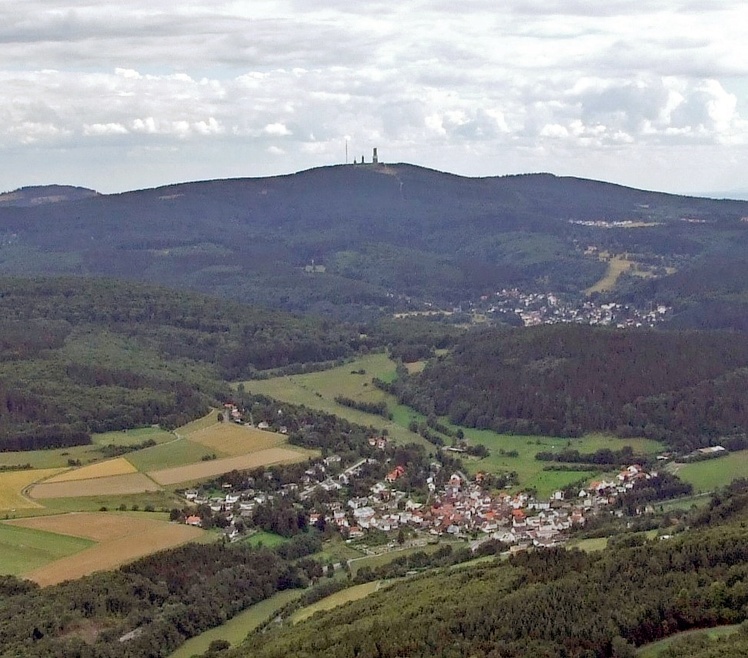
left=179, top=430, right=660, bottom=554
left=468, top=288, right=671, bottom=328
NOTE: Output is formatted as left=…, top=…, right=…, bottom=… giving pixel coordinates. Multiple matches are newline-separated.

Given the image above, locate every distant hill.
left=1, top=165, right=747, bottom=324
left=0, top=185, right=98, bottom=207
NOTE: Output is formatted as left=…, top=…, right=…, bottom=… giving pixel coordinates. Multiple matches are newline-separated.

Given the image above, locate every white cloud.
left=263, top=122, right=291, bottom=136
left=0, top=1, right=746, bottom=193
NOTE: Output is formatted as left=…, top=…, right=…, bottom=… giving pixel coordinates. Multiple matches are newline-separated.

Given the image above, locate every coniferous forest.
left=388, top=324, right=748, bottom=450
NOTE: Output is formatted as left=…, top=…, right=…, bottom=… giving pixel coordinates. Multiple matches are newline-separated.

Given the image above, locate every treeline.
left=0, top=535, right=327, bottom=657
left=238, top=481, right=748, bottom=658
left=333, top=395, right=392, bottom=419
left=536, top=445, right=644, bottom=466
left=390, top=324, right=748, bottom=451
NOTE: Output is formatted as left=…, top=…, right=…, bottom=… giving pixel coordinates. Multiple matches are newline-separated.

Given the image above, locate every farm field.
left=0, top=468, right=64, bottom=510
left=0, top=444, right=104, bottom=470
left=0, top=522, right=94, bottom=576
left=44, top=457, right=137, bottom=483
left=148, top=446, right=313, bottom=486
left=125, top=436, right=222, bottom=472
left=188, top=422, right=287, bottom=456
left=169, top=588, right=304, bottom=658
left=674, top=451, right=748, bottom=492
left=39, top=491, right=183, bottom=514
left=30, top=472, right=160, bottom=499
left=290, top=581, right=382, bottom=624
left=8, top=512, right=205, bottom=586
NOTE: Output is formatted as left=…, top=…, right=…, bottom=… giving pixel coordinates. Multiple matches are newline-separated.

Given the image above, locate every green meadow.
left=168, top=588, right=305, bottom=658
left=675, top=451, right=748, bottom=493
left=126, top=437, right=222, bottom=472
left=244, top=353, right=664, bottom=498
left=0, top=523, right=94, bottom=575
left=637, top=624, right=741, bottom=657
left=242, top=353, right=431, bottom=448
left=290, top=581, right=382, bottom=624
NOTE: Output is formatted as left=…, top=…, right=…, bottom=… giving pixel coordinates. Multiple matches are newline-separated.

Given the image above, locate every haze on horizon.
left=1, top=1, right=747, bottom=196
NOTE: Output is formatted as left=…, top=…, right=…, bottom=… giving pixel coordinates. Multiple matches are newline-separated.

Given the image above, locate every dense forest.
left=232, top=480, right=748, bottom=658
left=2, top=166, right=748, bottom=321
left=389, top=324, right=748, bottom=450
left=0, top=277, right=378, bottom=451
left=0, top=537, right=322, bottom=657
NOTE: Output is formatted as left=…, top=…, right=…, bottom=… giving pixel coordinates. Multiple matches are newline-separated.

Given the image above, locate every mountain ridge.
left=1, top=163, right=747, bottom=323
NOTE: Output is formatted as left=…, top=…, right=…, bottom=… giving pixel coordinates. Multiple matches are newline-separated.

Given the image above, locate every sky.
left=1, top=1, right=747, bottom=195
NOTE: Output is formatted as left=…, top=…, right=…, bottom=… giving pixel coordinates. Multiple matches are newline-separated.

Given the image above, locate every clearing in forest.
left=29, top=472, right=161, bottom=499
left=189, top=422, right=287, bottom=456
left=44, top=457, right=137, bottom=483
left=148, top=447, right=313, bottom=485
left=9, top=512, right=204, bottom=586
left=0, top=468, right=64, bottom=510
left=290, top=581, right=383, bottom=624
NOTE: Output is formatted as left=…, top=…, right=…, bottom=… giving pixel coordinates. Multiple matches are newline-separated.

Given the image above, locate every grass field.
left=92, top=426, right=174, bottom=447
left=290, top=581, right=382, bottom=624
left=9, top=512, right=205, bottom=586
left=168, top=588, right=304, bottom=658
left=586, top=255, right=634, bottom=294
left=30, top=472, right=161, bottom=499
left=637, top=625, right=741, bottom=657
left=674, top=451, right=748, bottom=492
left=37, top=490, right=183, bottom=514
left=0, top=522, right=95, bottom=575
left=567, top=537, right=609, bottom=552
left=462, top=430, right=662, bottom=499
left=126, top=437, right=222, bottom=472
left=148, top=447, right=313, bottom=486
left=244, top=353, right=663, bottom=497
left=0, top=468, right=64, bottom=510
left=242, top=353, right=431, bottom=448
left=44, top=457, right=137, bottom=483
left=189, top=423, right=287, bottom=456
left=241, top=530, right=292, bottom=548
left=0, top=444, right=105, bottom=470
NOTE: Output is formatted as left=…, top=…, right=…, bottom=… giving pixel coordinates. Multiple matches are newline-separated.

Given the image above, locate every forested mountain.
left=0, top=277, right=373, bottom=450
left=1, top=165, right=748, bottom=321
left=389, top=324, right=748, bottom=450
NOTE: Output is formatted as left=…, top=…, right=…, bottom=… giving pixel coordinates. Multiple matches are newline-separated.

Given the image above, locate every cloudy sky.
left=1, top=1, right=747, bottom=195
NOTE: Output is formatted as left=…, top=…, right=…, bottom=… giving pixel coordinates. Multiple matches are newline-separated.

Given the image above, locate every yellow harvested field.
left=30, top=472, right=160, bottom=499
left=0, top=468, right=64, bottom=510
left=9, top=513, right=204, bottom=586
left=189, top=423, right=286, bottom=456
left=149, top=447, right=312, bottom=485
left=44, top=457, right=137, bottom=483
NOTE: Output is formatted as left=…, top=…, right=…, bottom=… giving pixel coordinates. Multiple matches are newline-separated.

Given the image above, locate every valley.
left=1, top=169, right=748, bottom=658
